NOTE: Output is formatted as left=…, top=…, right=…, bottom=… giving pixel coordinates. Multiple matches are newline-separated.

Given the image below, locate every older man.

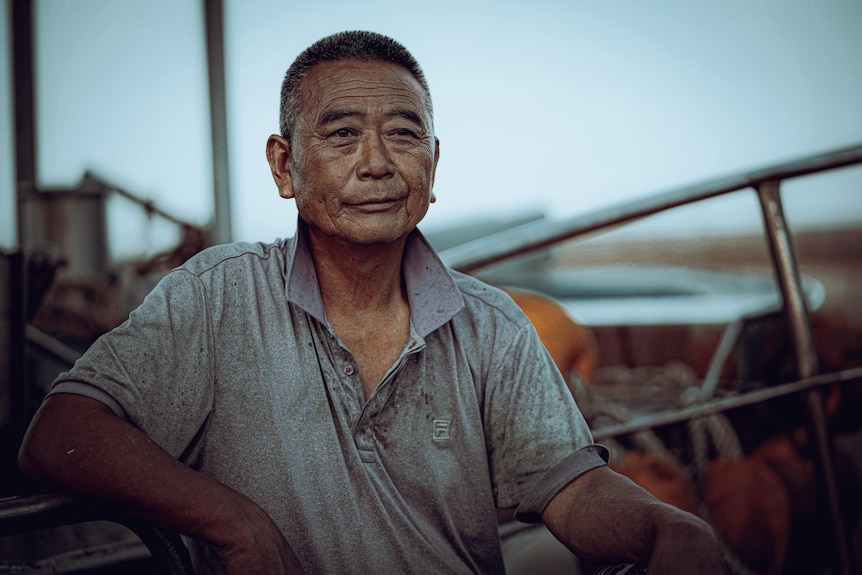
left=19, top=31, right=728, bottom=574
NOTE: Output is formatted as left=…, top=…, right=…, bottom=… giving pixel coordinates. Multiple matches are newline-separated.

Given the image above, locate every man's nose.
left=356, top=133, right=394, bottom=179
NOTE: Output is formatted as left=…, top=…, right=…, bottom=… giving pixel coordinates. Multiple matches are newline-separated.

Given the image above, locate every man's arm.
left=542, top=465, right=729, bottom=573
left=18, top=393, right=305, bottom=575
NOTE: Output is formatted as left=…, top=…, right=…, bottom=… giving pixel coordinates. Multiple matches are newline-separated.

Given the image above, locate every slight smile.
left=349, top=198, right=404, bottom=212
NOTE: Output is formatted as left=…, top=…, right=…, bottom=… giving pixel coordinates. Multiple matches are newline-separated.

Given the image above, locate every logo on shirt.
left=432, top=419, right=451, bottom=442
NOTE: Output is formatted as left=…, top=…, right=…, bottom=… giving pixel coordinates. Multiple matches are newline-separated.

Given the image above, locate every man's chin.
left=323, top=223, right=412, bottom=247
left=345, top=229, right=409, bottom=246
left=335, top=213, right=422, bottom=245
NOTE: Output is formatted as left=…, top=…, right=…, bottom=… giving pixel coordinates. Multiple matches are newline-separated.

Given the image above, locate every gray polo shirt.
left=51, top=222, right=606, bottom=574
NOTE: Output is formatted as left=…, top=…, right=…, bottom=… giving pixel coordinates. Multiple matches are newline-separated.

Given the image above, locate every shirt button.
left=343, top=364, right=355, bottom=376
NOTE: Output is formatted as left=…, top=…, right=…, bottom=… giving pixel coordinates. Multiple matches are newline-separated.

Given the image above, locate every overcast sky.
left=2, top=0, right=861, bottom=259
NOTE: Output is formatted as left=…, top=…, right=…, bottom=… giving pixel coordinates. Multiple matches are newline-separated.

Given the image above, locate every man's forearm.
left=542, top=465, right=729, bottom=572
left=18, top=393, right=303, bottom=573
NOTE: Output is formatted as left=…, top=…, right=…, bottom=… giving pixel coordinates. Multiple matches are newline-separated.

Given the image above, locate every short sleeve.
left=515, top=444, right=609, bottom=522
left=484, top=322, right=601, bottom=510
left=50, top=269, right=215, bottom=460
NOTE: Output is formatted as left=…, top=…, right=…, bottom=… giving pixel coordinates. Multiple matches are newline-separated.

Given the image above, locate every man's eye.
left=333, top=128, right=353, bottom=138
left=392, top=128, right=419, bottom=139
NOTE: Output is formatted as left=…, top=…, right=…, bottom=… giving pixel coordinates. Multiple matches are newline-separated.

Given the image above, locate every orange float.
left=702, top=457, right=791, bottom=575
left=610, top=449, right=700, bottom=516
left=503, top=287, right=599, bottom=389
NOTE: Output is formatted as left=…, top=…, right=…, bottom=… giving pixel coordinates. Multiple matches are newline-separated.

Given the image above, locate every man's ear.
left=266, top=135, right=295, bottom=199
left=430, top=137, right=440, bottom=203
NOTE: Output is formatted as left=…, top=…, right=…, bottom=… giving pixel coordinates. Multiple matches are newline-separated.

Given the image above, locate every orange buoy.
left=751, top=435, right=817, bottom=518
left=610, top=449, right=700, bottom=516
left=503, top=287, right=599, bottom=388
left=702, top=457, right=791, bottom=575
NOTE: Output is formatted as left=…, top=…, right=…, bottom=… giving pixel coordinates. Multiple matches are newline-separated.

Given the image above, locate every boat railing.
left=441, top=141, right=862, bottom=575
left=0, top=491, right=194, bottom=574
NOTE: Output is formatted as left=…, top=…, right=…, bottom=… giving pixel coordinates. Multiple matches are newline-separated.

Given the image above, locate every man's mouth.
left=349, top=196, right=405, bottom=210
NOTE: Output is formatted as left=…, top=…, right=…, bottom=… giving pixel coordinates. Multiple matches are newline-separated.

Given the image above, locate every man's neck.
left=306, top=227, right=413, bottom=399
left=307, top=229, right=409, bottom=316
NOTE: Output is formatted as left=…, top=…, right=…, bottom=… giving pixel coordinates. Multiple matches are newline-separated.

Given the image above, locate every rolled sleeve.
left=47, top=381, right=129, bottom=419
left=484, top=321, right=598, bottom=509
left=514, top=444, right=609, bottom=523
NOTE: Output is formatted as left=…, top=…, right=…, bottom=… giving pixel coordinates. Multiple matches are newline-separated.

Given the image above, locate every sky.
left=2, top=0, right=861, bottom=261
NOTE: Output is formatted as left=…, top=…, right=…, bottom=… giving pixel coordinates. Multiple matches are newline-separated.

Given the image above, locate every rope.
left=575, top=362, right=757, bottom=575
left=681, top=387, right=755, bottom=575
left=573, top=376, right=674, bottom=459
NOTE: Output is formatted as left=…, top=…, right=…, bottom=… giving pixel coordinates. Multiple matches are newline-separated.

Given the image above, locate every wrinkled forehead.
left=297, top=59, right=433, bottom=120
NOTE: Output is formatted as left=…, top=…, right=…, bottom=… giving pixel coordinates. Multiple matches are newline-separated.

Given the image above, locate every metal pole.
left=9, top=0, right=36, bottom=427
left=203, top=0, right=232, bottom=245
left=591, top=367, right=862, bottom=441
left=441, top=143, right=862, bottom=273
left=756, top=180, right=853, bottom=575
left=11, top=0, right=36, bottom=239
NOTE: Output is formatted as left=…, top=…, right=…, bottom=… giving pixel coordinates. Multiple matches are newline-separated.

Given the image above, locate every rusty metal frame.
left=441, top=141, right=862, bottom=575
left=442, top=143, right=862, bottom=273
left=2, top=1, right=220, bottom=571
left=0, top=492, right=194, bottom=574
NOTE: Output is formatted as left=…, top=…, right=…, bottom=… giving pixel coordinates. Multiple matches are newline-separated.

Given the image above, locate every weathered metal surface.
left=440, top=143, right=862, bottom=574
left=441, top=143, right=862, bottom=273
left=0, top=492, right=194, bottom=574
left=591, top=367, right=862, bottom=441
left=758, top=180, right=852, bottom=575
left=204, top=0, right=232, bottom=245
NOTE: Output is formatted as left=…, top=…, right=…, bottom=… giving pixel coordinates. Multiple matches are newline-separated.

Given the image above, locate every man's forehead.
left=304, top=57, right=415, bottom=77
left=299, top=59, right=429, bottom=107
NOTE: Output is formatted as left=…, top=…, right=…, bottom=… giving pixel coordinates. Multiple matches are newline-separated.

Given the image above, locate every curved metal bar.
left=25, top=325, right=82, bottom=366
left=0, top=492, right=194, bottom=574
left=757, top=180, right=852, bottom=575
left=756, top=181, right=819, bottom=376
left=591, top=367, right=862, bottom=441
left=82, top=171, right=199, bottom=230
left=442, top=142, right=862, bottom=273
left=437, top=141, right=862, bottom=573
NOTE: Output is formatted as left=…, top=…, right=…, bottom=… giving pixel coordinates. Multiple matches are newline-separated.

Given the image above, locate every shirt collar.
left=284, top=218, right=464, bottom=337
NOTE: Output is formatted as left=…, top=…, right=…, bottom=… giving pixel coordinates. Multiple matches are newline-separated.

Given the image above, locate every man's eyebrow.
left=317, top=109, right=362, bottom=126
left=388, top=109, right=425, bottom=127
left=316, top=108, right=426, bottom=129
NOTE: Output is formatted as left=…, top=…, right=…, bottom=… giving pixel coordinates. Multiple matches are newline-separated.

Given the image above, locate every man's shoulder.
left=178, top=239, right=291, bottom=277
left=448, top=269, right=530, bottom=328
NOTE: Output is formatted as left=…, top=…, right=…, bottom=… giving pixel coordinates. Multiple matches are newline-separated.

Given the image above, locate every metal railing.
left=442, top=141, right=862, bottom=575
left=0, top=492, right=194, bottom=574
left=441, top=142, right=862, bottom=273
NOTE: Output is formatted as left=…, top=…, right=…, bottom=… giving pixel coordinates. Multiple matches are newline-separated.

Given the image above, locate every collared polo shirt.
left=51, top=221, right=605, bottom=574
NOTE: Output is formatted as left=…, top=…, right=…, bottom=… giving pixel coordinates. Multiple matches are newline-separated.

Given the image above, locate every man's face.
left=273, top=59, right=439, bottom=245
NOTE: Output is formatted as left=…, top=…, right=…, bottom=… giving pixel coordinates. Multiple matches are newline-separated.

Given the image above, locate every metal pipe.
left=83, top=171, right=199, bottom=230
left=756, top=180, right=853, bottom=575
left=757, top=182, right=819, bottom=377
left=442, top=142, right=862, bottom=273
left=26, top=325, right=81, bottom=366
left=0, top=492, right=194, bottom=574
left=9, top=0, right=36, bottom=428
left=11, top=0, right=36, bottom=249
left=203, top=0, right=232, bottom=245
left=699, top=317, right=745, bottom=400
left=3, top=252, right=26, bottom=428
left=591, top=367, right=862, bottom=441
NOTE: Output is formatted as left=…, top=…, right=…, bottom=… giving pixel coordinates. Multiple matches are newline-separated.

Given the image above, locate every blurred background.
left=1, top=1, right=861, bottom=574
left=1, top=0, right=861, bottom=256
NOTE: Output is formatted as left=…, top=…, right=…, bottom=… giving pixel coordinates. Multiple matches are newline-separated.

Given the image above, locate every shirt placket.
left=351, top=331, right=426, bottom=464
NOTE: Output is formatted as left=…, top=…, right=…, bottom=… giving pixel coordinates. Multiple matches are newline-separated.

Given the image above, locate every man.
left=19, top=31, right=728, bottom=574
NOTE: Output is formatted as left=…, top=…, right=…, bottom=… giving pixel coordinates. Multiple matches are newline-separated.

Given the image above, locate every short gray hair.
left=279, top=31, right=433, bottom=143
